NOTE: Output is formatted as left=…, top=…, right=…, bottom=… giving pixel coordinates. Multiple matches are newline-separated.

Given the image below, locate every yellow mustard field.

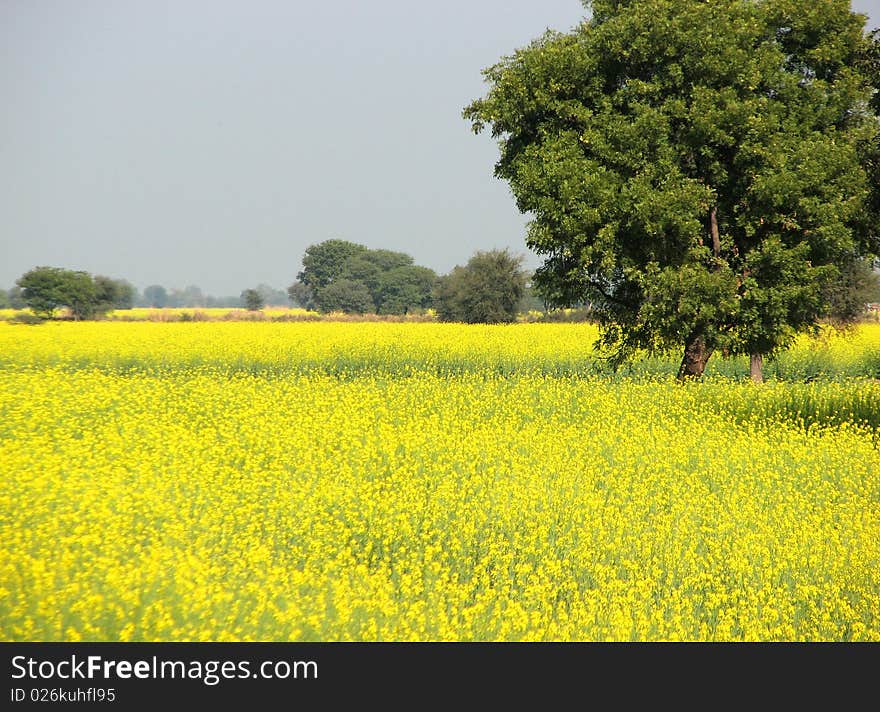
left=0, top=322, right=878, bottom=641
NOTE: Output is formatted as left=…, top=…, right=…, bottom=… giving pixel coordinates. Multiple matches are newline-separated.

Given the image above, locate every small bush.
left=8, top=313, right=44, bottom=325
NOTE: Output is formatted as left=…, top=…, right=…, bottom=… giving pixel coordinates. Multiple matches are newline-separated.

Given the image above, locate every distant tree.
left=94, top=276, right=136, bottom=312
left=63, top=272, right=99, bottom=320
left=868, top=266, right=880, bottom=304
left=204, top=294, right=243, bottom=308
left=241, top=288, right=265, bottom=311
left=165, top=285, right=203, bottom=308
left=16, top=267, right=68, bottom=318
left=316, top=278, right=374, bottom=314
left=375, top=265, right=437, bottom=314
left=93, top=276, right=115, bottom=312
left=113, top=280, right=136, bottom=309
left=143, top=285, right=168, bottom=308
left=7, top=286, right=26, bottom=309
left=255, top=284, right=288, bottom=306
left=297, top=239, right=369, bottom=291
left=179, top=285, right=205, bottom=308
left=0, top=290, right=10, bottom=309
left=16, top=266, right=98, bottom=320
left=519, top=278, right=548, bottom=313
left=287, top=281, right=316, bottom=310
left=293, top=240, right=439, bottom=314
left=341, top=250, right=416, bottom=309
left=435, top=249, right=526, bottom=323
left=825, top=258, right=880, bottom=323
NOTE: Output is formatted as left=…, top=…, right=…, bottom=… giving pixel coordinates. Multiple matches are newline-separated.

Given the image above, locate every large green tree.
left=17, top=267, right=99, bottom=320
left=465, top=0, right=879, bottom=379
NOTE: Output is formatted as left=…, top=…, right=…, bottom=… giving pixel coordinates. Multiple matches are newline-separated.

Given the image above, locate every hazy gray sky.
left=2, top=1, right=878, bottom=294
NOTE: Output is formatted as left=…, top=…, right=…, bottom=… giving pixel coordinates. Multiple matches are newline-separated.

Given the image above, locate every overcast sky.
left=2, top=1, right=878, bottom=294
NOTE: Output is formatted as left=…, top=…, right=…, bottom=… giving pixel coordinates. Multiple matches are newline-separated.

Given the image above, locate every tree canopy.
left=375, top=265, right=437, bottom=315
left=94, top=276, right=136, bottom=311
left=16, top=267, right=101, bottom=320
left=465, top=0, right=880, bottom=377
left=241, top=288, right=265, bottom=311
left=291, top=240, right=436, bottom=314
left=435, top=249, right=527, bottom=323
left=297, top=239, right=369, bottom=292
left=316, top=278, right=375, bottom=314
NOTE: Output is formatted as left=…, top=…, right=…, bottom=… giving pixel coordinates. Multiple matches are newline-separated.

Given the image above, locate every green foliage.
left=241, top=288, right=265, bottom=311
left=519, top=281, right=548, bottom=313
left=94, top=276, right=136, bottom=311
left=375, top=265, right=437, bottom=315
left=16, top=266, right=98, bottom=320
left=824, top=258, right=880, bottom=323
left=63, top=273, right=99, bottom=320
left=350, top=248, right=413, bottom=274
left=287, top=281, right=316, bottom=310
left=16, top=267, right=68, bottom=318
left=0, top=290, right=10, bottom=309
left=337, top=253, right=383, bottom=296
left=858, top=29, right=880, bottom=252
left=316, top=278, right=375, bottom=314
left=297, top=239, right=369, bottom=291
left=292, top=240, right=435, bottom=314
left=435, top=249, right=527, bottom=323
left=241, top=289, right=264, bottom=311
left=8, top=312, right=44, bottom=325
left=465, top=0, right=879, bottom=374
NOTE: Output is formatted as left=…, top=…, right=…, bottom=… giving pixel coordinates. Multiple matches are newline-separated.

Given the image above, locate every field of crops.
left=1, top=322, right=878, bottom=641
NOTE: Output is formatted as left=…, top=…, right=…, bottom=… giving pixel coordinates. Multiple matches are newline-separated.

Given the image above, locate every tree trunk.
left=750, top=353, right=763, bottom=383
left=677, top=332, right=713, bottom=380
left=677, top=207, right=722, bottom=381
left=710, top=206, right=721, bottom=259
left=676, top=205, right=721, bottom=381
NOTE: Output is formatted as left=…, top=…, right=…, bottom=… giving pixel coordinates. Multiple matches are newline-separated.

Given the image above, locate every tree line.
left=0, top=271, right=290, bottom=316
left=6, top=233, right=877, bottom=326
left=287, top=239, right=528, bottom=321
left=5, top=243, right=534, bottom=323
